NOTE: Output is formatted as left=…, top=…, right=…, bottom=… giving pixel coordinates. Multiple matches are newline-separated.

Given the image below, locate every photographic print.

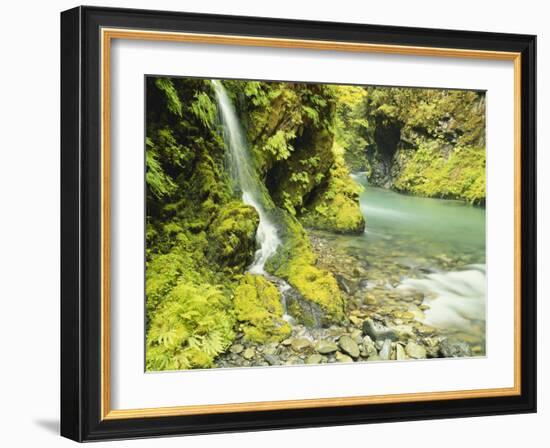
left=61, top=9, right=536, bottom=439
left=144, top=77, right=486, bottom=371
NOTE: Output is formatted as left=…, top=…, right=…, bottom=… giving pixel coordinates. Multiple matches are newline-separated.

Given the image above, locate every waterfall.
left=212, top=80, right=281, bottom=275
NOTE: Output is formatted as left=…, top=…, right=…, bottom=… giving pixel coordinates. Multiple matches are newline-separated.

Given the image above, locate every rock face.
left=347, top=87, right=486, bottom=205
left=440, top=339, right=472, bottom=358
left=362, top=319, right=398, bottom=342
left=338, top=335, right=360, bottom=358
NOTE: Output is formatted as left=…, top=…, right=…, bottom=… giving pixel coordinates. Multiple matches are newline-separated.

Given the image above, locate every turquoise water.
left=352, top=173, right=486, bottom=270
left=318, top=173, right=486, bottom=337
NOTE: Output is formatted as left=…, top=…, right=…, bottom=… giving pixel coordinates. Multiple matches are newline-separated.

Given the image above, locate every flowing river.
left=213, top=79, right=486, bottom=365
left=317, top=172, right=486, bottom=343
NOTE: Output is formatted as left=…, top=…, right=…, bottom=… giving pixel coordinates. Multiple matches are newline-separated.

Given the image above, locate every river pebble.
left=405, top=341, right=427, bottom=359
left=338, top=335, right=360, bottom=358
left=315, top=340, right=338, bottom=354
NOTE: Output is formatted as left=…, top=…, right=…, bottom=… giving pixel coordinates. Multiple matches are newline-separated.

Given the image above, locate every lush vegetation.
left=337, top=86, right=486, bottom=204
left=145, top=77, right=486, bottom=371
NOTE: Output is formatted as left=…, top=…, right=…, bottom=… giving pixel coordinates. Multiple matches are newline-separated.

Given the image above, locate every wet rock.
left=440, top=339, right=472, bottom=358
left=389, top=324, right=415, bottom=339
left=379, top=339, right=392, bottom=360
left=405, top=341, right=427, bottom=359
left=306, top=354, right=323, bottom=365
left=316, top=340, right=338, bottom=354
left=291, top=338, right=311, bottom=352
left=230, top=344, right=244, bottom=354
left=335, top=274, right=355, bottom=295
left=364, top=292, right=379, bottom=305
left=286, top=356, right=304, bottom=365
left=243, top=347, right=255, bottom=360
left=264, top=354, right=280, bottom=365
left=351, top=329, right=363, bottom=343
left=416, top=325, right=436, bottom=336
left=361, top=335, right=378, bottom=357
left=363, top=318, right=398, bottom=341
left=338, top=335, right=360, bottom=358
left=335, top=352, right=354, bottom=363
left=396, top=344, right=407, bottom=360
left=263, top=344, right=278, bottom=356
left=285, top=289, right=326, bottom=328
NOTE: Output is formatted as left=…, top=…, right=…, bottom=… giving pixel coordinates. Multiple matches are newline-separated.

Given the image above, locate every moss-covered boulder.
left=300, top=148, right=365, bottom=233
left=234, top=274, right=292, bottom=343
left=207, top=201, right=260, bottom=272
left=266, top=211, right=346, bottom=325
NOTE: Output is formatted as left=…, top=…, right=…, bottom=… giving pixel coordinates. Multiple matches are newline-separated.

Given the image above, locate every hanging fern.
left=145, top=138, right=177, bottom=199
left=155, top=78, right=183, bottom=117
left=190, top=92, right=217, bottom=129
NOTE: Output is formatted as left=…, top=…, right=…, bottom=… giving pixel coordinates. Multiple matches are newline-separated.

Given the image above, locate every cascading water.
left=345, top=173, right=487, bottom=342
left=398, top=265, right=486, bottom=330
left=212, top=80, right=281, bottom=275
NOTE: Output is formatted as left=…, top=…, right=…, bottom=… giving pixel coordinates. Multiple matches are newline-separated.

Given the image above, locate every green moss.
left=266, top=212, right=345, bottom=324
left=300, top=145, right=365, bottom=233
left=394, top=143, right=486, bottom=204
left=234, top=274, right=291, bottom=343
left=146, top=282, right=235, bottom=371
left=207, top=201, right=260, bottom=273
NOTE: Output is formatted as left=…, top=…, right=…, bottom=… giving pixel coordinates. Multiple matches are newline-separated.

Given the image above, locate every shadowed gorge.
left=145, top=77, right=486, bottom=371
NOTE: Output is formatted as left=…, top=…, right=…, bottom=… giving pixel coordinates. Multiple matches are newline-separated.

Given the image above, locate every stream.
left=326, top=173, right=486, bottom=338
left=213, top=80, right=486, bottom=368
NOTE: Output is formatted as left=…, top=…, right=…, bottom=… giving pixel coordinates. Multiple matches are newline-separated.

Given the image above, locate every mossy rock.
left=207, top=201, right=260, bottom=272
left=266, top=210, right=345, bottom=325
left=234, top=274, right=291, bottom=343
left=393, top=142, right=486, bottom=204
left=300, top=148, right=365, bottom=234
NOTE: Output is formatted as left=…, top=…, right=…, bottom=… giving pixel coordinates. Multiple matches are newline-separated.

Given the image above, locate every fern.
left=191, top=92, right=217, bottom=129
left=155, top=78, right=183, bottom=117
left=146, top=282, right=235, bottom=371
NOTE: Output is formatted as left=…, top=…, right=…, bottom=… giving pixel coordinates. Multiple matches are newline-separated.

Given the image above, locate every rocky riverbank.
left=215, top=230, right=483, bottom=369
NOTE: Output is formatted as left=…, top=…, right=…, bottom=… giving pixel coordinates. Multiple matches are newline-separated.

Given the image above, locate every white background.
left=111, top=39, right=515, bottom=409
left=0, top=0, right=546, bottom=446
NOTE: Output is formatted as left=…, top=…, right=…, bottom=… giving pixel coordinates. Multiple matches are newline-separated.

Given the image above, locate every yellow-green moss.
left=146, top=282, right=235, bottom=371
left=394, top=143, right=486, bottom=204
left=267, top=213, right=345, bottom=324
left=207, top=201, right=260, bottom=273
left=300, top=145, right=365, bottom=233
left=234, top=274, right=291, bottom=343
